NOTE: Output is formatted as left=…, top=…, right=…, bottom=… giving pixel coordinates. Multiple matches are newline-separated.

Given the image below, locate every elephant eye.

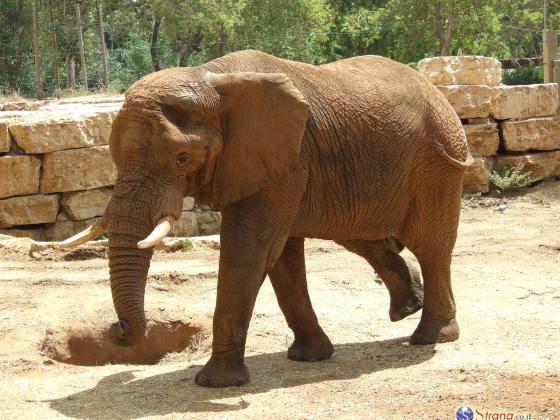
left=176, top=152, right=189, bottom=166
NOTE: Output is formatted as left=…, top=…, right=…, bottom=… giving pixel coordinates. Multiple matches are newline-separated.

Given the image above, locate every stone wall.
left=0, top=97, right=221, bottom=241
left=2, top=57, right=560, bottom=240
left=419, top=56, right=560, bottom=193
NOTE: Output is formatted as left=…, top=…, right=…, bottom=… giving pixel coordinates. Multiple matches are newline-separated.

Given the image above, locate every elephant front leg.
left=268, top=237, right=334, bottom=362
left=194, top=258, right=265, bottom=387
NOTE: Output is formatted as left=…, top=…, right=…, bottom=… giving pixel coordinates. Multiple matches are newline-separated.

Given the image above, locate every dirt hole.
left=41, top=318, right=205, bottom=366
left=149, top=271, right=218, bottom=284
left=61, top=247, right=108, bottom=261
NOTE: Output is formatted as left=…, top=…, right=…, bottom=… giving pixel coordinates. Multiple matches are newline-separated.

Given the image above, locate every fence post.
left=543, top=30, right=558, bottom=83
left=75, top=3, right=88, bottom=90
left=32, top=1, right=44, bottom=97
left=96, top=3, right=109, bottom=87
left=554, top=60, right=560, bottom=115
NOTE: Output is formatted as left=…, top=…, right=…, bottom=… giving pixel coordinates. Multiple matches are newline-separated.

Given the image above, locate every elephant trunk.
left=108, top=244, right=153, bottom=346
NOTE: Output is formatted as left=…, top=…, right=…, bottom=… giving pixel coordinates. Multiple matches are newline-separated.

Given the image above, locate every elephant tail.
left=426, top=87, right=473, bottom=171
left=433, top=139, right=474, bottom=170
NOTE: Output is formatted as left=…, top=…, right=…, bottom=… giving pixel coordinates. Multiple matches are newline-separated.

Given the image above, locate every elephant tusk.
left=58, top=218, right=107, bottom=249
left=137, top=216, right=175, bottom=249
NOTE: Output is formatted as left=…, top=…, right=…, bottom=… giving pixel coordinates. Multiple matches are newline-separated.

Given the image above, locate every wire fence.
left=0, top=11, right=555, bottom=98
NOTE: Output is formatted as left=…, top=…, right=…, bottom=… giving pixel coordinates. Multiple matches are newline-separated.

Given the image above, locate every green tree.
left=0, top=0, right=33, bottom=93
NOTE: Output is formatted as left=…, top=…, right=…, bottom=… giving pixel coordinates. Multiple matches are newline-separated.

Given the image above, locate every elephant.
left=62, top=49, right=472, bottom=387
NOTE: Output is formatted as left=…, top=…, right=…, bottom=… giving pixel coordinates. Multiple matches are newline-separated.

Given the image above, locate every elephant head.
left=62, top=67, right=310, bottom=346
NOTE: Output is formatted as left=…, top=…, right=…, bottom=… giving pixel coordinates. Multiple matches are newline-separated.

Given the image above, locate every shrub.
left=502, top=66, right=544, bottom=85
left=487, top=162, right=534, bottom=191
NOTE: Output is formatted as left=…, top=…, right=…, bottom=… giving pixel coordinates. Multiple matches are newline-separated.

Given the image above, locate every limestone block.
left=174, top=210, right=221, bottom=237
left=40, top=146, right=117, bottom=193
left=491, top=84, right=559, bottom=120
left=0, top=228, right=45, bottom=241
left=44, top=217, right=102, bottom=242
left=0, top=156, right=41, bottom=199
left=176, top=211, right=199, bottom=237
left=0, top=122, right=9, bottom=152
left=57, top=211, right=70, bottom=221
left=197, top=211, right=222, bottom=235
left=468, top=117, right=494, bottom=125
left=183, top=197, right=195, bottom=211
left=463, top=123, right=499, bottom=156
left=7, top=104, right=120, bottom=153
left=495, top=151, right=560, bottom=182
left=0, top=194, right=59, bottom=227
left=463, top=157, right=490, bottom=193
left=418, top=56, right=502, bottom=86
left=61, top=187, right=113, bottom=220
left=501, top=117, right=560, bottom=152
left=437, top=85, right=493, bottom=118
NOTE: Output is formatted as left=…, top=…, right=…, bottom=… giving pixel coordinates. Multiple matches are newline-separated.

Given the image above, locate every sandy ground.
left=0, top=182, right=559, bottom=419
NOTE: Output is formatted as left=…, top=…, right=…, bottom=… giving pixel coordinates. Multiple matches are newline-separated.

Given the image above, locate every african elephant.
left=63, top=50, right=471, bottom=387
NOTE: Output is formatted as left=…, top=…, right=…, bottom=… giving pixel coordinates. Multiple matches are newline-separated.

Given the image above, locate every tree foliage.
left=1, top=0, right=559, bottom=97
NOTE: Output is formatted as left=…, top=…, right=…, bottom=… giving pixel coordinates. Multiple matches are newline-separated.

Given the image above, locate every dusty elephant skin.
left=100, top=50, right=471, bottom=387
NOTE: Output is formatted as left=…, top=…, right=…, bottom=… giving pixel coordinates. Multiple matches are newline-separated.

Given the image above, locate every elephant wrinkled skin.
left=101, top=50, right=471, bottom=387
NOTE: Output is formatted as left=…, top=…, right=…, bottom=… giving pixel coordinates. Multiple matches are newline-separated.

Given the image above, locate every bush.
left=487, top=163, right=534, bottom=191
left=502, top=66, right=544, bottom=85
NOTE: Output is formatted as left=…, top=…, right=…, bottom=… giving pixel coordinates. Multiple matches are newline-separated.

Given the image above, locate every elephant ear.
left=206, top=72, right=310, bottom=209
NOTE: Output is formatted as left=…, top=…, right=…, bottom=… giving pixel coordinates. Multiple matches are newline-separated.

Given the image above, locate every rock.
left=7, top=104, right=120, bottom=153
left=495, top=151, right=560, bottom=182
left=0, top=228, right=45, bottom=241
left=463, top=158, right=491, bottom=193
left=501, top=117, right=560, bottom=152
left=197, top=211, right=222, bottom=235
left=189, top=235, right=221, bottom=250
left=437, top=85, right=493, bottom=118
left=418, top=56, right=502, bottom=86
left=0, top=156, right=41, bottom=199
left=40, top=145, right=117, bottom=193
left=468, top=117, right=494, bottom=125
left=176, top=212, right=199, bottom=237
left=463, top=123, right=499, bottom=156
left=0, top=194, right=59, bottom=227
left=0, top=122, right=9, bottom=152
left=61, top=188, right=113, bottom=220
left=174, top=210, right=222, bottom=237
left=56, top=211, right=70, bottom=222
left=491, top=84, right=559, bottom=120
left=43, top=217, right=103, bottom=242
left=183, top=197, right=195, bottom=211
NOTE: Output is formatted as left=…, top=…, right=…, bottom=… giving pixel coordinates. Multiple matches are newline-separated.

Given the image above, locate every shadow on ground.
left=47, top=337, right=435, bottom=418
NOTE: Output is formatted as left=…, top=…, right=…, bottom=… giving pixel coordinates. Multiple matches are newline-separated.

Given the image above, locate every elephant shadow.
left=47, top=337, right=435, bottom=418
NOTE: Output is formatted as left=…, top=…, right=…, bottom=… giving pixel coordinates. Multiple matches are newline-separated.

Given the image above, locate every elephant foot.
left=288, top=329, right=334, bottom=362
left=409, top=317, right=459, bottom=345
left=195, top=358, right=249, bottom=387
left=389, top=291, right=423, bottom=322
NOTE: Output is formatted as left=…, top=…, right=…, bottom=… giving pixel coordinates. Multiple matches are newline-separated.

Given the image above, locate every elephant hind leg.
left=268, top=236, right=334, bottom=362
left=337, top=238, right=423, bottom=322
left=403, top=165, right=463, bottom=345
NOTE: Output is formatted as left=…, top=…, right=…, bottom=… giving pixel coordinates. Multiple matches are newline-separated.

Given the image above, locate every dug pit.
left=41, top=315, right=209, bottom=366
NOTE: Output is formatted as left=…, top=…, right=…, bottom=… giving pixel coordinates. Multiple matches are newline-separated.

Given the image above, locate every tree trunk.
left=214, top=26, right=225, bottom=58
left=66, top=55, right=76, bottom=89
left=439, top=7, right=455, bottom=56
left=8, top=29, right=26, bottom=90
left=150, top=14, right=162, bottom=71
left=178, top=30, right=203, bottom=67
left=356, top=40, right=365, bottom=56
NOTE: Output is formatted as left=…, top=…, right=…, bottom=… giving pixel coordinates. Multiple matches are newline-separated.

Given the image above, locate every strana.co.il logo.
left=456, top=406, right=532, bottom=420
left=457, top=406, right=474, bottom=420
